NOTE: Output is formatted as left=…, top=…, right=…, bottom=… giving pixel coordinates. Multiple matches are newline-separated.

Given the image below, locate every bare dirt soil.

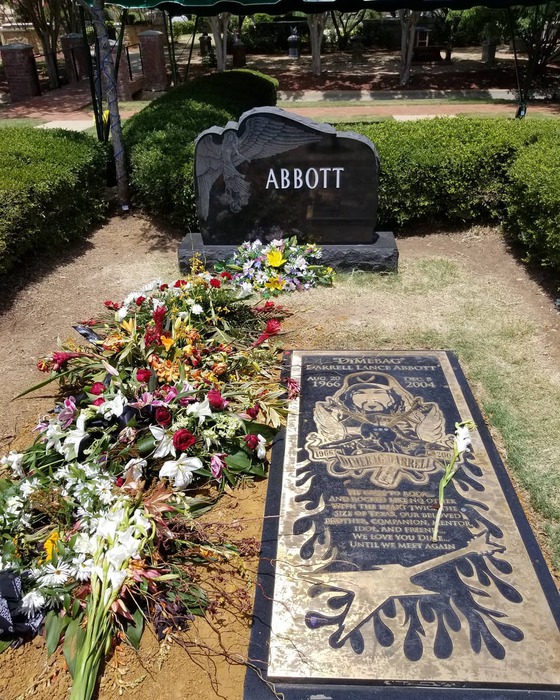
left=0, top=215, right=559, bottom=700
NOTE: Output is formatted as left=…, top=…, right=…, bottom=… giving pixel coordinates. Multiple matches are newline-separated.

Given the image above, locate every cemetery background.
left=0, top=211, right=559, bottom=698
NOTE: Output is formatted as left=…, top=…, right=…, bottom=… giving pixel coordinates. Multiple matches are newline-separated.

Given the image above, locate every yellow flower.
left=121, top=318, right=135, bottom=335
left=161, top=336, right=175, bottom=352
left=43, top=530, right=59, bottom=563
left=266, top=250, right=286, bottom=268
left=265, top=276, right=285, bottom=291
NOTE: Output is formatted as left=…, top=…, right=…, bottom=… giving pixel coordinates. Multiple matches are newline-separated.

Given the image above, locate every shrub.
left=343, top=118, right=560, bottom=232
left=503, top=130, right=560, bottom=269
left=124, top=70, right=278, bottom=229
left=0, top=128, right=107, bottom=275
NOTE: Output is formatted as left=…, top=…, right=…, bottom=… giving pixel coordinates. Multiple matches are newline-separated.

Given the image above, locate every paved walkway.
left=1, top=74, right=559, bottom=130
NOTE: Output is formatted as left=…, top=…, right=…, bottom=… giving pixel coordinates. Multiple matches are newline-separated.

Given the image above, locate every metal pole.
left=185, top=14, right=199, bottom=81
left=79, top=4, right=103, bottom=141
left=114, top=8, right=128, bottom=83
left=507, top=8, right=526, bottom=118
left=163, top=10, right=178, bottom=85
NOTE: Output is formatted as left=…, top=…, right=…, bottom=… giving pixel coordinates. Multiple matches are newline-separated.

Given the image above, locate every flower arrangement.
left=216, top=234, right=335, bottom=296
left=0, top=262, right=296, bottom=700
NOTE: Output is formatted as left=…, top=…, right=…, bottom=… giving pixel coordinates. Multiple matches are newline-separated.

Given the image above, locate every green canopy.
left=111, top=0, right=546, bottom=15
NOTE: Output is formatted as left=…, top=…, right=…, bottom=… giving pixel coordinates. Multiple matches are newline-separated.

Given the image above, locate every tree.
left=510, top=2, right=560, bottom=99
left=7, top=0, right=63, bottom=88
left=77, top=0, right=129, bottom=209
left=208, top=13, right=231, bottom=72
left=399, top=9, right=420, bottom=86
left=431, top=9, right=464, bottom=62
left=330, top=10, right=366, bottom=50
left=307, top=12, right=328, bottom=77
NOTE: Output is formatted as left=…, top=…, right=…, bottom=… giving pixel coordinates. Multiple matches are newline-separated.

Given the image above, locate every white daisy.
left=39, top=562, right=72, bottom=586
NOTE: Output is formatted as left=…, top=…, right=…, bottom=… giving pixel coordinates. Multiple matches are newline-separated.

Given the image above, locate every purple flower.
left=58, top=396, right=77, bottom=429
left=210, top=453, right=227, bottom=479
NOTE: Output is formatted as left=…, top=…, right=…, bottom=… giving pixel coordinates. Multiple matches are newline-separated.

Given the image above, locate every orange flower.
left=160, top=336, right=175, bottom=352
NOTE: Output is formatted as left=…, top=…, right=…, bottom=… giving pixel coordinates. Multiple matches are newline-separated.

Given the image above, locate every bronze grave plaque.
left=245, top=351, right=560, bottom=699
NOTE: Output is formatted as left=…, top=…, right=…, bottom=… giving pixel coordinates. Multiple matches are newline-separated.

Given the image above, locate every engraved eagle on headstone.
left=195, top=115, right=324, bottom=221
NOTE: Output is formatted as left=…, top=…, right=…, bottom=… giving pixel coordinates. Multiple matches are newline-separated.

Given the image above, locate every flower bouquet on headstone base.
left=215, top=232, right=335, bottom=297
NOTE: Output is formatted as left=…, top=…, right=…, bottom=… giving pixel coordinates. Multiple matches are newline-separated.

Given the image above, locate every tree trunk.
left=39, top=34, right=61, bottom=89
left=399, top=10, right=419, bottom=87
left=84, top=0, right=130, bottom=210
left=308, top=13, right=326, bottom=77
left=208, top=13, right=231, bottom=72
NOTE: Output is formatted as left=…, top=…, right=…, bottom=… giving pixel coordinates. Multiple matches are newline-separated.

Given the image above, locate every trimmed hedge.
left=123, top=70, right=278, bottom=229
left=347, top=118, right=560, bottom=230
left=503, top=134, right=560, bottom=269
left=0, top=128, right=107, bottom=275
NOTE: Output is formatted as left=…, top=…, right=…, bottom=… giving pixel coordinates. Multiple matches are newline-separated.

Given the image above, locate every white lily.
left=150, top=425, right=176, bottom=458
left=455, top=423, right=473, bottom=454
left=0, top=451, right=24, bottom=478
left=256, top=434, right=267, bottom=460
left=97, top=391, right=127, bottom=419
left=45, top=423, right=66, bottom=453
left=123, top=457, right=146, bottom=483
left=186, top=397, right=213, bottom=425
left=62, top=413, right=88, bottom=461
left=160, top=454, right=203, bottom=490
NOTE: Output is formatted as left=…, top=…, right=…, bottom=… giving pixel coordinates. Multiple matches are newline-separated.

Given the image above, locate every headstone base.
left=178, top=231, right=399, bottom=273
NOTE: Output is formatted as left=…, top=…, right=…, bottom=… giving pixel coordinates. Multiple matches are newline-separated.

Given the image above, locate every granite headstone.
left=244, top=351, right=560, bottom=699
left=178, top=107, right=398, bottom=272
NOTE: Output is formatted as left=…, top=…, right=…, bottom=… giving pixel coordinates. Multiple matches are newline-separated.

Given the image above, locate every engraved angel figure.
left=195, top=112, right=323, bottom=220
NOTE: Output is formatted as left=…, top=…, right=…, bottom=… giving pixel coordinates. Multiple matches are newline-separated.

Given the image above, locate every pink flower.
left=51, top=351, right=82, bottom=371
left=92, top=397, right=105, bottom=406
left=285, top=378, right=300, bottom=400
left=207, top=389, right=228, bottom=411
left=90, top=382, right=105, bottom=395
left=58, top=396, right=77, bottom=429
left=210, top=453, right=227, bottom=479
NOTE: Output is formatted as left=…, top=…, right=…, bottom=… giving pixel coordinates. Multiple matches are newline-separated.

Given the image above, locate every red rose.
left=246, top=404, right=260, bottom=420
left=92, top=397, right=105, bottom=406
left=115, top=477, right=125, bottom=487
left=104, top=300, right=123, bottom=310
left=159, top=283, right=169, bottom=291
left=220, top=271, right=232, bottom=280
left=155, top=406, right=172, bottom=427
left=173, top=429, right=196, bottom=452
left=135, top=296, right=146, bottom=306
left=136, top=368, right=152, bottom=383
left=210, top=278, right=221, bottom=289
left=244, top=434, right=259, bottom=450
left=207, top=389, right=228, bottom=410
left=90, top=382, right=105, bottom=395
left=173, top=279, right=187, bottom=288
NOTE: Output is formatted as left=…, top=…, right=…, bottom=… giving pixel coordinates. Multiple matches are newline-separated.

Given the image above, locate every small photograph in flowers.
left=215, top=231, right=335, bottom=297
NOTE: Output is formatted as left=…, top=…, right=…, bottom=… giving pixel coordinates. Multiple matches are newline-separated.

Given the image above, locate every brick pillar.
left=0, top=43, right=40, bottom=102
left=61, top=33, right=90, bottom=83
left=138, top=30, right=167, bottom=91
left=115, top=46, right=133, bottom=100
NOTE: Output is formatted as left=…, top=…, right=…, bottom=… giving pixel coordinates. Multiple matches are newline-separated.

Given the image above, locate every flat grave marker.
left=245, top=351, right=560, bottom=699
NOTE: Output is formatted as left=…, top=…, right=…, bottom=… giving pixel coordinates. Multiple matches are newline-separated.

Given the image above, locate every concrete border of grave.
left=178, top=107, right=398, bottom=273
